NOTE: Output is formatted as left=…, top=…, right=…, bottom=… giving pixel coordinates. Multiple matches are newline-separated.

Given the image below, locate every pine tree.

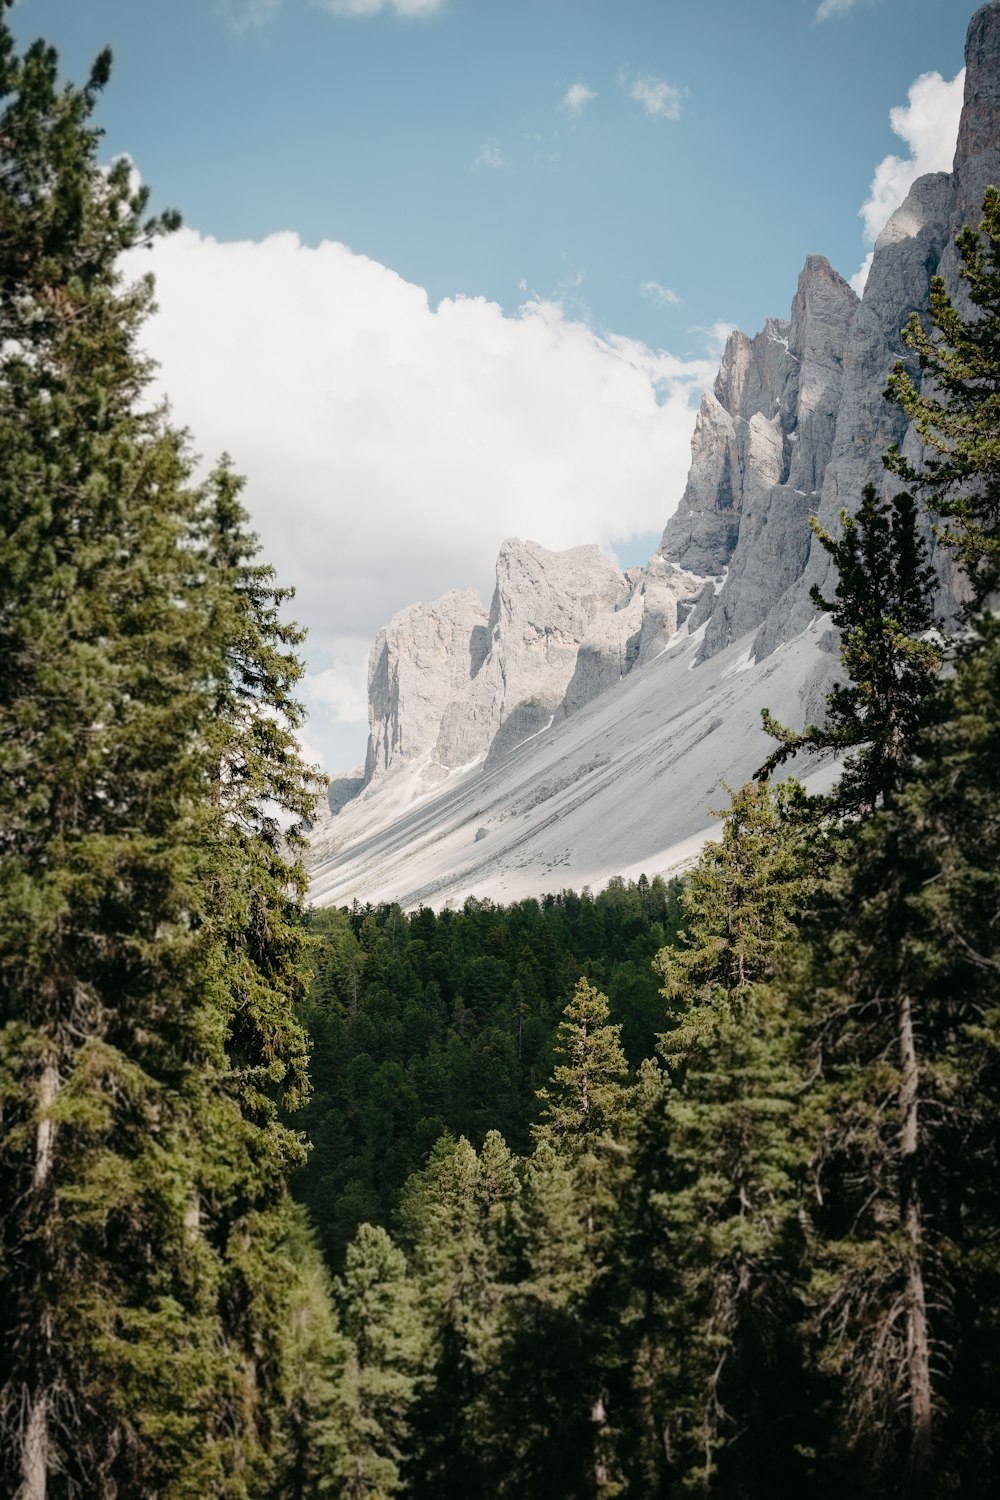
left=0, top=14, right=327, bottom=1494
left=769, top=189, right=1000, bottom=1498
left=898, top=622, right=1000, bottom=1494
left=398, top=1132, right=520, bottom=1500
left=491, top=1141, right=600, bottom=1500
left=629, top=781, right=816, bottom=1496
left=885, top=185, right=1000, bottom=611
left=533, top=977, right=632, bottom=1238
left=524, top=980, right=632, bottom=1497
left=328, top=1223, right=426, bottom=1500
left=804, top=625, right=1000, bottom=1500
left=758, top=485, right=941, bottom=813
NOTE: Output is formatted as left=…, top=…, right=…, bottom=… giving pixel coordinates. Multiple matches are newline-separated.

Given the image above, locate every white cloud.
left=128, top=230, right=716, bottom=769
left=640, top=279, right=681, bottom=309
left=848, top=251, right=875, bottom=298
left=473, top=138, right=505, bottom=171
left=562, top=82, right=597, bottom=116
left=709, top=322, right=737, bottom=353
left=301, top=638, right=373, bottom=763
left=625, top=72, right=683, bottom=121
left=304, top=655, right=371, bottom=726
left=851, top=67, right=964, bottom=291
left=221, top=0, right=444, bottom=31
left=218, top=0, right=283, bottom=30
left=314, top=0, right=444, bottom=16
left=687, top=321, right=737, bottom=356
left=815, top=0, right=875, bottom=21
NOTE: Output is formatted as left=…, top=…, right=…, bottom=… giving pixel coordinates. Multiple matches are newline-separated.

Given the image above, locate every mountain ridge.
left=309, top=1, right=1000, bottom=909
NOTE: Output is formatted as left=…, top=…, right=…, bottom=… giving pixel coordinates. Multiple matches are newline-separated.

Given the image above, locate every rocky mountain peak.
left=955, top=2, right=1000, bottom=186
left=658, top=249, right=857, bottom=658
left=350, top=533, right=707, bottom=806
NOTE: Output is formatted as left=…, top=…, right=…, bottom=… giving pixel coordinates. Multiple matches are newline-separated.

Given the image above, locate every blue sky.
left=9, top=0, right=978, bottom=770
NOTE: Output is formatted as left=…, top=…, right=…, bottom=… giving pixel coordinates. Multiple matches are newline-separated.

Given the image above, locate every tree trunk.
left=18, top=1389, right=48, bottom=1500
left=19, top=1057, right=59, bottom=1500
left=32, top=1058, right=58, bottom=1190
left=898, top=990, right=933, bottom=1494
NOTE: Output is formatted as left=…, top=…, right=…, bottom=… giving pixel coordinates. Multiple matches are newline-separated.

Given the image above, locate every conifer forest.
left=2, top=6, right=999, bottom=1497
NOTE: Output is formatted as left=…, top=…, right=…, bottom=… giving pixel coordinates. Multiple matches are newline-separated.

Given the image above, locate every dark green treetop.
left=885, top=186, right=1000, bottom=611
left=758, top=486, right=941, bottom=813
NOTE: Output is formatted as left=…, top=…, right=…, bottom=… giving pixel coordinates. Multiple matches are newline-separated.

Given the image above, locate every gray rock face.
left=750, top=4, right=1000, bottom=658
left=954, top=2, right=1000, bottom=213
left=365, top=588, right=489, bottom=782
left=664, top=132, right=978, bottom=666
left=558, top=557, right=705, bottom=718
left=661, top=318, right=799, bottom=579
left=754, top=172, right=957, bottom=656
left=359, top=538, right=709, bottom=792
left=328, top=770, right=365, bottom=814
left=684, top=0, right=1000, bottom=670
left=661, top=257, right=858, bottom=660
left=434, top=539, right=626, bottom=771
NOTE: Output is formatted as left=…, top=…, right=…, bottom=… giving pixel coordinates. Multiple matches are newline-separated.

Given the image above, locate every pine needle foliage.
left=758, top=486, right=941, bottom=813
left=885, top=185, right=1000, bottom=612
left=634, top=782, right=817, bottom=1496
left=0, top=10, right=328, bottom=1494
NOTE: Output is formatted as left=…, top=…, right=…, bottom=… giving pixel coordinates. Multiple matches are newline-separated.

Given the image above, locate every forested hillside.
left=295, top=879, right=682, bottom=1264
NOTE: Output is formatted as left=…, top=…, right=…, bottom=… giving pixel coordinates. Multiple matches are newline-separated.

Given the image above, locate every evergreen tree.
left=0, top=14, right=327, bottom=1494
left=398, top=1132, right=520, bottom=1500
left=804, top=800, right=960, bottom=1496
left=527, top=979, right=632, bottom=1497
left=773, top=189, right=1000, bottom=1498
left=759, top=485, right=941, bottom=813
left=328, top=1223, right=426, bottom=1500
left=533, top=976, right=632, bottom=1238
left=885, top=185, right=1000, bottom=611
left=628, top=781, right=815, bottom=1496
left=802, top=627, right=1000, bottom=1500
left=898, top=623, right=1000, bottom=1494
left=493, top=1141, right=601, bottom=1500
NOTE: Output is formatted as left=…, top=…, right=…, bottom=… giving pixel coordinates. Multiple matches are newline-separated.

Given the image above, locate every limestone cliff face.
left=436, top=539, right=625, bottom=771
left=663, top=257, right=859, bottom=659
left=755, top=173, right=956, bottom=655
left=954, top=0, right=1000, bottom=217
left=557, top=556, right=705, bottom=720
left=662, top=318, right=798, bottom=580
left=762, top=0, right=1000, bottom=646
left=364, top=588, right=490, bottom=783
left=665, top=2, right=1000, bottom=665
left=356, top=538, right=705, bottom=799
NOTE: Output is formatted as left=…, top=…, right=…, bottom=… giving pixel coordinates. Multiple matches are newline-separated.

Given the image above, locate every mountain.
left=309, top=2, right=1000, bottom=910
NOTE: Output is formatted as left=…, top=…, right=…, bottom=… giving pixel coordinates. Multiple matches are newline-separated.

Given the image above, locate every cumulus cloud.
left=304, top=652, right=371, bottom=725
left=562, top=82, right=597, bottom=115
left=472, top=138, right=505, bottom=171
left=128, top=231, right=715, bottom=769
left=314, top=0, right=445, bottom=17
left=218, top=0, right=283, bottom=30
left=850, top=67, right=964, bottom=292
left=624, top=72, right=683, bottom=121
left=301, top=637, right=373, bottom=765
left=640, top=279, right=681, bottom=309
left=815, top=0, right=875, bottom=21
